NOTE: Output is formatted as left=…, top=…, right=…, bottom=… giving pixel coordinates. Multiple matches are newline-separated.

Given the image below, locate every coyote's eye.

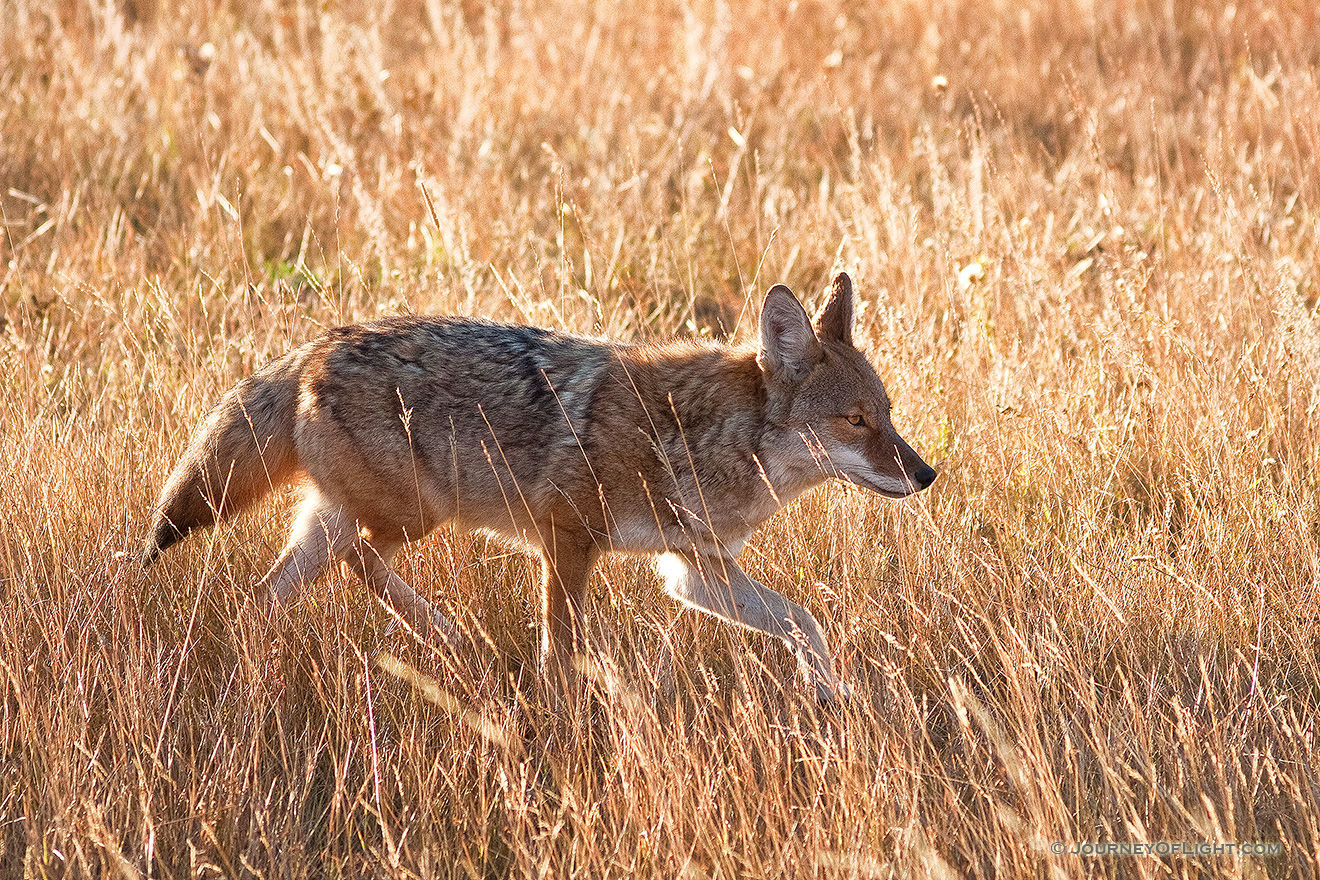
left=845, top=414, right=867, bottom=427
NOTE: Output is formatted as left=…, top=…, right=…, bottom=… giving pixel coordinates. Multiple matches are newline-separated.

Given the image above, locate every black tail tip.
left=141, top=517, right=187, bottom=568
left=140, top=543, right=161, bottom=569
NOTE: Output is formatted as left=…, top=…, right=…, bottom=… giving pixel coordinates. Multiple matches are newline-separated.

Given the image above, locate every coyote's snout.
left=143, top=272, right=935, bottom=701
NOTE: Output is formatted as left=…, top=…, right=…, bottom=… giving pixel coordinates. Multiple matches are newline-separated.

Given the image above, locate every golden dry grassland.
left=3, top=0, right=1320, bottom=876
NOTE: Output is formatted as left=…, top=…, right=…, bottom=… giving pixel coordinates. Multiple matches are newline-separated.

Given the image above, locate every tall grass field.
left=3, top=0, right=1319, bottom=876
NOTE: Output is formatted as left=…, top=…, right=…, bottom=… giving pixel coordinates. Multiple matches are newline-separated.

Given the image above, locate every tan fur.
left=143, top=272, right=936, bottom=701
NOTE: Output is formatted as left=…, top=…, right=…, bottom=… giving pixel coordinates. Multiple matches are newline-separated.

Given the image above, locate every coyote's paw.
left=382, top=606, right=465, bottom=653
left=814, top=676, right=852, bottom=706
left=430, top=610, right=466, bottom=653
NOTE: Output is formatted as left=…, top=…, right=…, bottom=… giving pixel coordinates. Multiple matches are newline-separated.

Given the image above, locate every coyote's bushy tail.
left=141, top=352, right=304, bottom=567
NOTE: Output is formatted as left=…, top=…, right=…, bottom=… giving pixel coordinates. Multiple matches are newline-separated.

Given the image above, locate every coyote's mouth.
left=815, top=445, right=926, bottom=498
left=839, top=470, right=922, bottom=499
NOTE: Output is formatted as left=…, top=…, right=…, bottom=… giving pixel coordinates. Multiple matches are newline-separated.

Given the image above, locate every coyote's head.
left=757, top=272, right=936, bottom=498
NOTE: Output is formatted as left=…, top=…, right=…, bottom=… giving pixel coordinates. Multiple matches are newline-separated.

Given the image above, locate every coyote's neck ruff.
left=143, top=272, right=935, bottom=702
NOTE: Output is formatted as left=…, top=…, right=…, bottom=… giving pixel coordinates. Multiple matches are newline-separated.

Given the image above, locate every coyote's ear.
left=758, top=284, right=822, bottom=384
left=813, top=272, right=855, bottom=346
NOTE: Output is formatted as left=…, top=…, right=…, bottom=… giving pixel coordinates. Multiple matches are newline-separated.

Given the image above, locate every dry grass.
left=4, top=0, right=1320, bottom=876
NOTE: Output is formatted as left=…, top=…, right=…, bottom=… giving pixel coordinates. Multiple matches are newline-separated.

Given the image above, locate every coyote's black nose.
left=913, top=464, right=937, bottom=490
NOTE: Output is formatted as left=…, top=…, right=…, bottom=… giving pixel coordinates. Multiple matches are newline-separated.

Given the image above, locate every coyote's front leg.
left=538, top=529, right=601, bottom=702
left=657, top=552, right=848, bottom=703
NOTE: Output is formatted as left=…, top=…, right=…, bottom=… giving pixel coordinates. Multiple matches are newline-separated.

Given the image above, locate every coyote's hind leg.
left=259, top=491, right=354, bottom=604
left=342, top=537, right=461, bottom=649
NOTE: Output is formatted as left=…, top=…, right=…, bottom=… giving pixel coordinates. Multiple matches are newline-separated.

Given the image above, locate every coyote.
left=142, top=272, right=935, bottom=701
